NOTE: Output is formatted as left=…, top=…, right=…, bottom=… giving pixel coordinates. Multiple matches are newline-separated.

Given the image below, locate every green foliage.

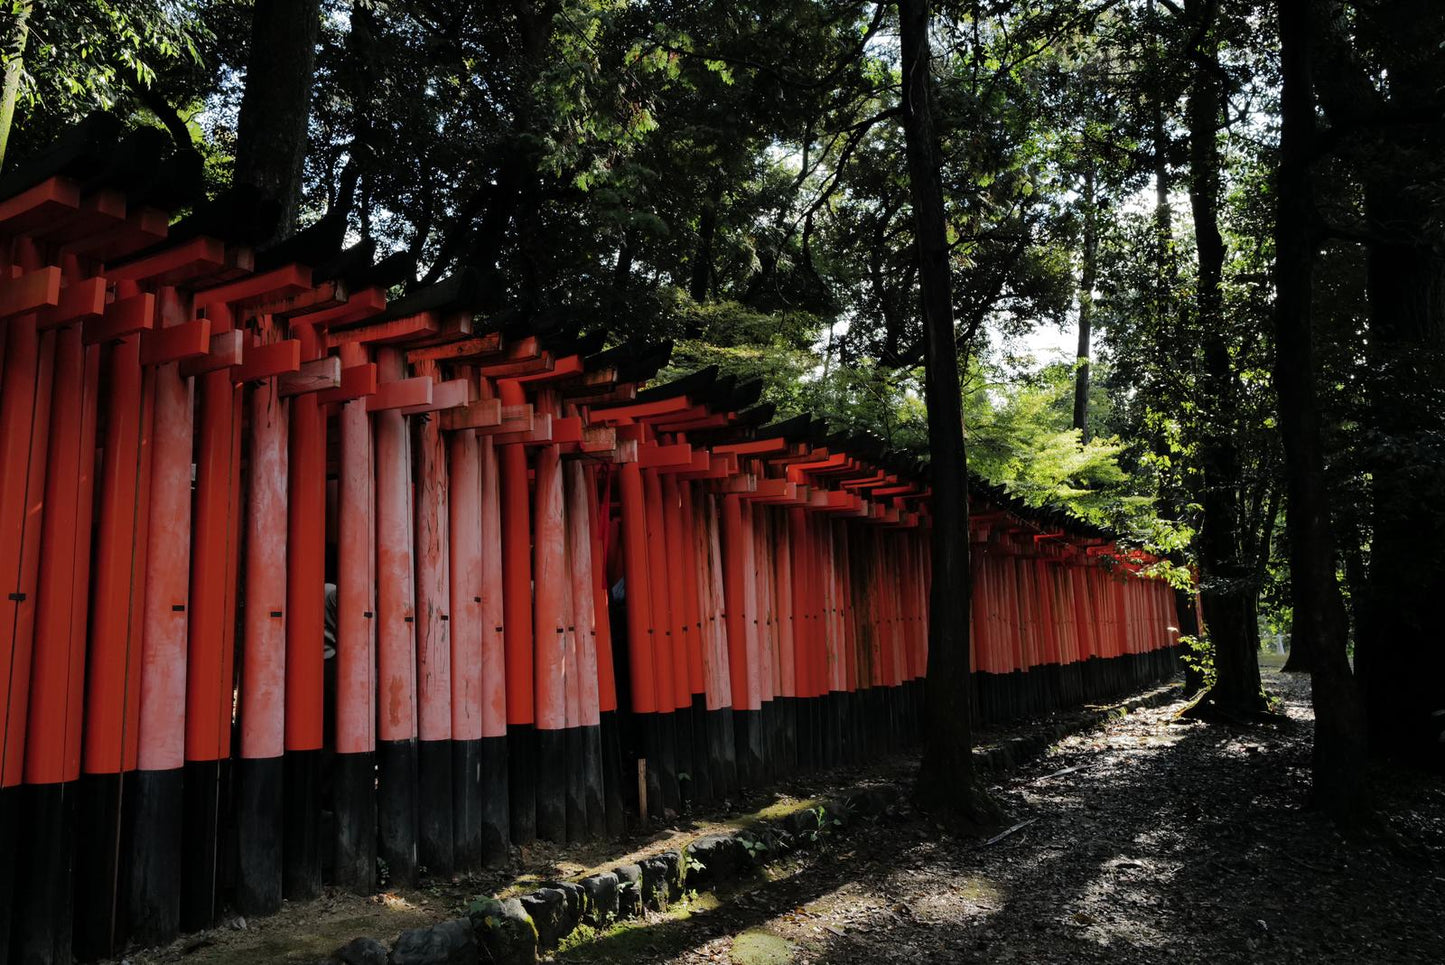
left=801, top=805, right=843, bottom=845
left=737, top=835, right=768, bottom=860
left=6, top=0, right=206, bottom=106
left=2, top=0, right=213, bottom=161
left=1178, top=634, right=1216, bottom=690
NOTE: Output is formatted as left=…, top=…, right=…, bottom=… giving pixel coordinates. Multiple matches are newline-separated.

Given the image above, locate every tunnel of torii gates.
left=0, top=117, right=1181, bottom=963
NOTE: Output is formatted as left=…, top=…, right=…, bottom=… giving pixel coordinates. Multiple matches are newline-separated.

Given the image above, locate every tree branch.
left=127, top=74, right=196, bottom=156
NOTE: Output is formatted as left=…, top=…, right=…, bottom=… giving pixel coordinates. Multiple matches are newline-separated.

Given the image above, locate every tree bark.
left=1073, top=166, right=1098, bottom=441
left=0, top=0, right=33, bottom=174
left=1146, top=6, right=1204, bottom=694
left=1273, top=0, right=1371, bottom=822
left=234, top=0, right=323, bottom=243
left=1355, top=176, right=1445, bottom=767
left=1150, top=40, right=1172, bottom=300
left=345, top=1, right=379, bottom=236
left=1185, top=0, right=1265, bottom=717
left=614, top=229, right=636, bottom=290
left=1356, top=2, right=1445, bottom=770
left=689, top=196, right=719, bottom=303
left=898, top=0, right=996, bottom=827
left=133, top=82, right=195, bottom=156
left=1309, top=1, right=1444, bottom=767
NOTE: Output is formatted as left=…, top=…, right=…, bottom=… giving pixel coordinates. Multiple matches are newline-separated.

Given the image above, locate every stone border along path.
left=316, top=680, right=1184, bottom=965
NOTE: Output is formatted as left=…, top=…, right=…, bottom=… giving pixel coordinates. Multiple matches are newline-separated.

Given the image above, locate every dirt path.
left=561, top=668, right=1445, bottom=964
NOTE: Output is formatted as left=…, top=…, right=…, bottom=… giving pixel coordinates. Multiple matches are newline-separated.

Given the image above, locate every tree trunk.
left=345, top=1, right=379, bottom=235
left=1273, top=0, right=1371, bottom=822
left=505, top=0, right=560, bottom=313
left=1355, top=176, right=1445, bottom=768
left=1355, top=0, right=1445, bottom=770
left=614, top=230, right=636, bottom=290
left=1151, top=49, right=1172, bottom=298
left=898, top=0, right=996, bottom=827
left=1073, top=166, right=1097, bottom=442
left=689, top=197, right=719, bottom=303
left=1310, top=0, right=1445, bottom=769
left=0, top=0, right=33, bottom=174
left=1147, top=9, right=1202, bottom=696
left=1185, top=0, right=1265, bottom=717
left=234, top=0, right=323, bottom=243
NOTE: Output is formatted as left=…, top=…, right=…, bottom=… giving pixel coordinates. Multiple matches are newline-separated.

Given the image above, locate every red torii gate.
left=0, top=119, right=1181, bottom=965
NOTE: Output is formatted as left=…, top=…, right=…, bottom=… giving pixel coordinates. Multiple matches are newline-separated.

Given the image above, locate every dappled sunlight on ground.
left=559, top=669, right=1445, bottom=964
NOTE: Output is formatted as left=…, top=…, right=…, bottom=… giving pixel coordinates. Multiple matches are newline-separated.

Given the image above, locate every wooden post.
left=677, top=479, right=712, bottom=804
left=567, top=459, right=606, bottom=839
left=333, top=342, right=377, bottom=892
left=183, top=301, right=243, bottom=927
left=0, top=249, right=58, bottom=962
left=617, top=460, right=659, bottom=815
left=703, top=491, right=736, bottom=794
left=531, top=397, right=568, bottom=842
left=788, top=508, right=814, bottom=771
left=283, top=322, right=326, bottom=899
left=642, top=467, right=680, bottom=812
left=497, top=378, right=535, bottom=843
left=661, top=472, right=695, bottom=808
left=129, top=287, right=195, bottom=945
left=476, top=425, right=511, bottom=861
left=76, top=307, right=153, bottom=959
left=373, top=346, right=418, bottom=885
left=412, top=357, right=454, bottom=874
left=236, top=314, right=290, bottom=915
left=448, top=410, right=484, bottom=870
left=721, top=493, right=760, bottom=786
left=587, top=467, right=627, bottom=838
left=10, top=256, right=96, bottom=965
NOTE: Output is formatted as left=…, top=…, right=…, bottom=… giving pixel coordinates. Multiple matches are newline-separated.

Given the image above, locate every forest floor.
left=555, top=661, right=1445, bottom=965
left=118, top=660, right=1445, bottom=964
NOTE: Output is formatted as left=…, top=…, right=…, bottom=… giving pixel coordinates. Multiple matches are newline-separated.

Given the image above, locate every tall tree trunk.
left=1145, top=8, right=1204, bottom=695
left=1273, top=0, right=1371, bottom=822
left=614, top=229, right=636, bottom=290
left=1073, top=166, right=1098, bottom=441
left=898, top=0, right=995, bottom=827
left=506, top=0, right=560, bottom=313
left=689, top=196, right=719, bottom=303
left=0, top=0, right=33, bottom=174
left=234, top=0, right=322, bottom=243
left=1356, top=176, right=1445, bottom=767
left=1311, top=0, right=1445, bottom=769
left=1185, top=0, right=1265, bottom=717
left=1356, top=0, right=1445, bottom=770
left=1150, top=50, right=1172, bottom=295
left=345, top=1, right=380, bottom=236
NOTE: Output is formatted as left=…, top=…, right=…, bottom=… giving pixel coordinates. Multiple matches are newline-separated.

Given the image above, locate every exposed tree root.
left=1176, top=690, right=1286, bottom=727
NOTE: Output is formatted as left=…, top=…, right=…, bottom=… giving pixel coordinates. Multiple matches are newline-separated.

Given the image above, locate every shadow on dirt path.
left=559, top=669, right=1445, bottom=965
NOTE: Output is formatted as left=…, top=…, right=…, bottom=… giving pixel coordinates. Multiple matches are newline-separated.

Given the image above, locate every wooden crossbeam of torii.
left=588, top=394, right=693, bottom=423
left=0, top=266, right=61, bottom=319
left=766, top=444, right=826, bottom=467
left=0, top=176, right=82, bottom=234
left=406, top=332, right=505, bottom=364
left=714, top=437, right=788, bottom=456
